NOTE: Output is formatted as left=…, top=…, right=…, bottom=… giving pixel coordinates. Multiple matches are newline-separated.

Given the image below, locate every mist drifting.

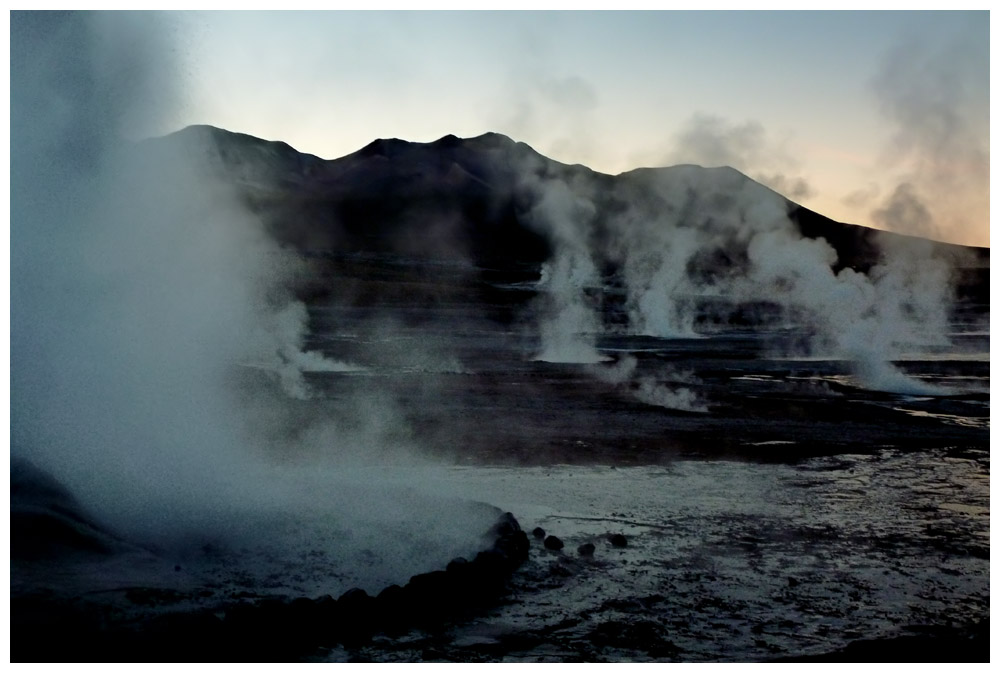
left=518, top=157, right=964, bottom=397
left=10, top=12, right=497, bottom=585
left=11, top=16, right=971, bottom=556
left=9, top=11, right=989, bottom=664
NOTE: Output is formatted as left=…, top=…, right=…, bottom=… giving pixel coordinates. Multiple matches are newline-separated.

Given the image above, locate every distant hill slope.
left=139, top=126, right=988, bottom=300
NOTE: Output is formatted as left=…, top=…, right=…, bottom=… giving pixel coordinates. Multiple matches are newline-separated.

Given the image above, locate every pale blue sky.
left=155, top=11, right=989, bottom=246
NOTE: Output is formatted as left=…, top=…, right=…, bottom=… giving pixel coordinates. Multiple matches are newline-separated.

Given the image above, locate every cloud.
left=520, top=148, right=957, bottom=398
left=841, top=183, right=881, bottom=210
left=667, top=114, right=767, bottom=168
left=10, top=11, right=498, bottom=584
left=867, top=25, right=989, bottom=244
left=664, top=113, right=815, bottom=202
left=478, top=20, right=603, bottom=169
left=756, top=173, right=814, bottom=201
left=495, top=70, right=602, bottom=165
left=871, top=182, right=936, bottom=240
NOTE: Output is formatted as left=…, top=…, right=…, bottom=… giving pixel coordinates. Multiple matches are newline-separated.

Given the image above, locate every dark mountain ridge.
left=140, top=125, right=988, bottom=304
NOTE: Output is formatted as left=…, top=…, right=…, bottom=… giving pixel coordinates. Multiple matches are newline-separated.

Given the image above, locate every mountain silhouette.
left=141, top=125, right=988, bottom=302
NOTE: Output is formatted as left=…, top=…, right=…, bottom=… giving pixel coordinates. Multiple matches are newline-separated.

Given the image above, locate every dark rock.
left=315, top=593, right=336, bottom=607
left=490, top=511, right=521, bottom=538
left=446, top=556, right=469, bottom=573
left=448, top=556, right=476, bottom=577
left=371, top=585, right=406, bottom=634
left=338, top=587, right=369, bottom=602
left=473, top=547, right=507, bottom=572
left=468, top=548, right=513, bottom=600
left=516, top=530, right=530, bottom=557
left=288, top=596, right=318, bottom=621
left=532, top=527, right=546, bottom=539
left=222, top=600, right=293, bottom=655
left=337, top=587, right=373, bottom=622
left=336, top=587, right=375, bottom=627
left=222, top=602, right=257, bottom=629
left=313, top=594, right=338, bottom=623
left=578, top=542, right=596, bottom=557
left=375, top=583, right=404, bottom=604
left=609, top=533, right=628, bottom=548
left=335, top=588, right=375, bottom=645
left=406, top=570, right=451, bottom=600
left=493, top=530, right=530, bottom=565
left=221, top=596, right=327, bottom=659
left=544, top=535, right=564, bottom=551
left=445, top=557, right=478, bottom=598
left=132, top=610, right=225, bottom=661
left=260, top=597, right=320, bottom=651
left=404, top=570, right=456, bottom=623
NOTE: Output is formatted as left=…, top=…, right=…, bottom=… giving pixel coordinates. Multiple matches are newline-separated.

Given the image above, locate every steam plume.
left=869, top=27, right=989, bottom=245
left=522, top=152, right=960, bottom=396
left=10, top=12, right=495, bottom=584
left=666, top=113, right=814, bottom=201
left=526, top=178, right=609, bottom=363
left=593, top=356, right=707, bottom=413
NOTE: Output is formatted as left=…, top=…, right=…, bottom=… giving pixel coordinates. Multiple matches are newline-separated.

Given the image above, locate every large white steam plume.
left=10, top=12, right=496, bottom=585
left=526, top=178, right=609, bottom=364
left=523, top=156, right=961, bottom=396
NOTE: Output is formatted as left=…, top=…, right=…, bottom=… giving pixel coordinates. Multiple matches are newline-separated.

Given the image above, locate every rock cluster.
left=208, top=511, right=530, bottom=660
left=15, top=511, right=531, bottom=662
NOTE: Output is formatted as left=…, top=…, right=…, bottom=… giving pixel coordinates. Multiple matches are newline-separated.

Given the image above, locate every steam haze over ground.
left=10, top=11, right=500, bottom=591
left=9, top=10, right=990, bottom=664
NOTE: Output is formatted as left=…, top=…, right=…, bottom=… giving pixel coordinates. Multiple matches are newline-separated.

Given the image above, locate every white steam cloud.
left=526, top=178, right=609, bottom=364
left=10, top=12, right=496, bottom=586
left=664, top=113, right=815, bottom=201
left=263, top=301, right=366, bottom=400
left=634, top=378, right=708, bottom=414
left=868, top=26, right=989, bottom=245
left=521, top=154, right=960, bottom=397
left=593, top=356, right=708, bottom=413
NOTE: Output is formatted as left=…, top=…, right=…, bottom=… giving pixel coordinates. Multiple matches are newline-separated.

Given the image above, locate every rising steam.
left=521, top=156, right=961, bottom=397
left=593, top=356, right=707, bottom=413
left=264, top=301, right=366, bottom=400
left=665, top=113, right=814, bottom=201
left=868, top=25, right=989, bottom=246
left=526, top=178, right=609, bottom=364
left=10, top=12, right=496, bottom=585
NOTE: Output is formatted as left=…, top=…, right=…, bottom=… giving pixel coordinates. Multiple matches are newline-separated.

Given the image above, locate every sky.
left=144, top=11, right=989, bottom=247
